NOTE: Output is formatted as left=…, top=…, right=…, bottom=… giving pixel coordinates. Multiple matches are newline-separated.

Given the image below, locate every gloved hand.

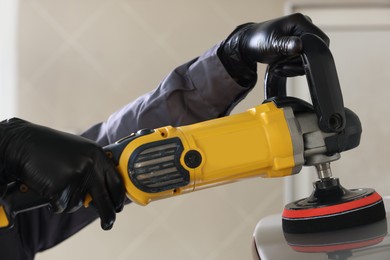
left=0, top=118, right=125, bottom=230
left=218, top=13, right=329, bottom=88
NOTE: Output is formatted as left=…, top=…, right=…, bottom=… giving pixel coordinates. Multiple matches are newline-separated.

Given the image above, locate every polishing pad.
left=282, top=178, right=386, bottom=233
left=283, top=214, right=388, bottom=256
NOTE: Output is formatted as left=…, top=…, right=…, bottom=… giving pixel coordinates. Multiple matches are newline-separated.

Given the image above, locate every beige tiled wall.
left=16, top=1, right=286, bottom=259
left=18, top=0, right=285, bottom=132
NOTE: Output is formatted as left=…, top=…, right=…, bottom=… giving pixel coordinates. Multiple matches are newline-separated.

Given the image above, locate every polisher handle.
left=0, top=181, right=94, bottom=229
left=264, top=33, right=346, bottom=133
left=0, top=182, right=49, bottom=229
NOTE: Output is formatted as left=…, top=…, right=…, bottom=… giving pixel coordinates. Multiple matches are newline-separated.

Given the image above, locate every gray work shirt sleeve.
left=82, top=43, right=254, bottom=146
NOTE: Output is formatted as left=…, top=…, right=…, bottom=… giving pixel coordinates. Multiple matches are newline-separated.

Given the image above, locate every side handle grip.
left=265, top=33, right=346, bottom=133
left=0, top=182, right=49, bottom=229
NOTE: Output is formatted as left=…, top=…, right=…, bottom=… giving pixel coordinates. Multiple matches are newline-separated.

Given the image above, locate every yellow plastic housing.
left=119, top=102, right=296, bottom=205
left=0, top=206, right=9, bottom=228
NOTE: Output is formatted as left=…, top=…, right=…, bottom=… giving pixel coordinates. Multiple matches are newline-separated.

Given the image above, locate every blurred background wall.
left=0, top=0, right=18, bottom=119
left=17, top=0, right=286, bottom=132
left=1, top=0, right=388, bottom=259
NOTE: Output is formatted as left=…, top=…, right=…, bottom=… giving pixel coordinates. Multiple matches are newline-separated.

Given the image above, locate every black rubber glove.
left=0, top=118, right=125, bottom=230
left=218, top=13, right=330, bottom=88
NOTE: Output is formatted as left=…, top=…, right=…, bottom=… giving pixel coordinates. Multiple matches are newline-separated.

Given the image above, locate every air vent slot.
left=128, top=138, right=189, bottom=193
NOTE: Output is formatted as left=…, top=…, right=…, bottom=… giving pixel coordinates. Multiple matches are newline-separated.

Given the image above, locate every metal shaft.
left=315, top=162, right=333, bottom=180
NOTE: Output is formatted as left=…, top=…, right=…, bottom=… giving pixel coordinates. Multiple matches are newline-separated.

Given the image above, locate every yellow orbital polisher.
left=0, top=34, right=386, bottom=233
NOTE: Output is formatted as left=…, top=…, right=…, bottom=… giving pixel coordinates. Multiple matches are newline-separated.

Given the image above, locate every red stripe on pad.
left=283, top=192, right=382, bottom=219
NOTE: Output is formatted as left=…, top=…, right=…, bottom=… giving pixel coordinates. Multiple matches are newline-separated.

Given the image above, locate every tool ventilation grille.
left=128, top=138, right=189, bottom=193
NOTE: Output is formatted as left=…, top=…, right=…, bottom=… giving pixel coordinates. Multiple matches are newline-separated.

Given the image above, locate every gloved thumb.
left=277, top=36, right=302, bottom=56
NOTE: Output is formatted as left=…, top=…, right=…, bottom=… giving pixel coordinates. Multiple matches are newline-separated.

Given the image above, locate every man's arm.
left=82, top=43, right=252, bottom=146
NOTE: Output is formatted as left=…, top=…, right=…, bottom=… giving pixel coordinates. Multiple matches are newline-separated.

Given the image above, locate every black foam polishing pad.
left=282, top=178, right=386, bottom=234
left=283, top=215, right=388, bottom=254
